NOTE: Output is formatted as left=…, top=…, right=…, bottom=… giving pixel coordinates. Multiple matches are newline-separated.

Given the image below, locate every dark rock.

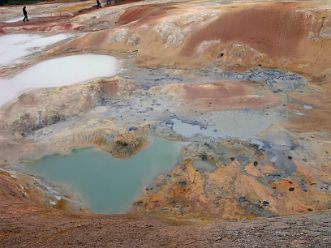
left=178, top=180, right=187, bottom=188
left=116, top=140, right=128, bottom=147
left=218, top=52, right=224, bottom=58
left=200, top=152, right=208, bottom=161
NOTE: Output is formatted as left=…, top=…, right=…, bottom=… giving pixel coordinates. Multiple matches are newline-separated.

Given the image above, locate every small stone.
left=218, top=52, right=224, bottom=58
left=178, top=180, right=187, bottom=188
left=200, top=153, right=208, bottom=161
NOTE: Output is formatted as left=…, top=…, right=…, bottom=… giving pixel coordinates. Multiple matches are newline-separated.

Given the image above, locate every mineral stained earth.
left=0, top=0, right=331, bottom=247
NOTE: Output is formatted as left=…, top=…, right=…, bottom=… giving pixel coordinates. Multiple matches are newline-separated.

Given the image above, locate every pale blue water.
left=24, top=138, right=180, bottom=214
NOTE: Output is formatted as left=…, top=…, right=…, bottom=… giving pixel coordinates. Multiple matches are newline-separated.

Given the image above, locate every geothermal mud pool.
left=22, top=137, right=181, bottom=213
left=0, top=48, right=328, bottom=219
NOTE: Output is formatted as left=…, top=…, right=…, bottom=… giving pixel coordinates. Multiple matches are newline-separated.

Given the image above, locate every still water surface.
left=24, top=138, right=180, bottom=214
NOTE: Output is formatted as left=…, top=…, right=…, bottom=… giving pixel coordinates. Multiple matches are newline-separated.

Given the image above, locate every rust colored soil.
left=117, top=4, right=175, bottom=25
left=184, top=82, right=245, bottom=99
left=166, top=81, right=281, bottom=110
left=0, top=170, right=330, bottom=248
left=181, top=3, right=307, bottom=58
left=0, top=171, right=42, bottom=216
left=99, top=80, right=119, bottom=96
left=285, top=81, right=331, bottom=132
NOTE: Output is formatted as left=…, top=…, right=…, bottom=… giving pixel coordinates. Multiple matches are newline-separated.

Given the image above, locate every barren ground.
left=0, top=0, right=330, bottom=247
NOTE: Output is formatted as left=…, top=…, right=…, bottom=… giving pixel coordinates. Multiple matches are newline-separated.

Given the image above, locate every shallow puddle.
left=171, top=118, right=202, bottom=138
left=0, top=54, right=119, bottom=107
left=23, top=138, right=180, bottom=214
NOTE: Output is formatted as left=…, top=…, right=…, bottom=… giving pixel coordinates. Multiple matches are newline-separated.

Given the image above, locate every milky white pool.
left=0, top=54, right=119, bottom=107
left=0, top=33, right=72, bottom=67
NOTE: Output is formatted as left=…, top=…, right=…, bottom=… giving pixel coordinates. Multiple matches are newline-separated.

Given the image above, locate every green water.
left=24, top=138, right=180, bottom=214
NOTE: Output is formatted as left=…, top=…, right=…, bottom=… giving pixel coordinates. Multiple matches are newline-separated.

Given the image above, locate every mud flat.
left=169, top=111, right=278, bottom=139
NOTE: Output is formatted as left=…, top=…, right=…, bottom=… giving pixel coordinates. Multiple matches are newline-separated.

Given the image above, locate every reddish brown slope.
left=181, top=3, right=307, bottom=58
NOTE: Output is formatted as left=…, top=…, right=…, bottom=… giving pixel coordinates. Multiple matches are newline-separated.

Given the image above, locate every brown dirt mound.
left=94, top=132, right=148, bottom=159
left=181, top=3, right=308, bottom=58
left=117, top=4, right=175, bottom=25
